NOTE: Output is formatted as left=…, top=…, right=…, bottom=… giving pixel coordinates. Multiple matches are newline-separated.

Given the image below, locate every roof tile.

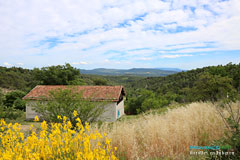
left=23, top=85, right=125, bottom=101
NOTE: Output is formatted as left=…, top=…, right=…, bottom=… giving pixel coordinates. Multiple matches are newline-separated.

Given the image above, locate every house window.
left=117, top=110, right=120, bottom=118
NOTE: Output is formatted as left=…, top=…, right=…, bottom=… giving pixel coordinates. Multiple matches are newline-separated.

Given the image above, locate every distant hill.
left=154, top=68, right=184, bottom=72
left=80, top=68, right=182, bottom=77
left=131, top=63, right=240, bottom=94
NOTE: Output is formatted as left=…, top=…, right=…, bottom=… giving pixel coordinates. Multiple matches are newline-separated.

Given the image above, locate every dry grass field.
left=13, top=102, right=237, bottom=159
left=92, top=102, right=228, bottom=159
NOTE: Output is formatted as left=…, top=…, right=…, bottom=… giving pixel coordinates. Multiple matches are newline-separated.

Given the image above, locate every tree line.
left=125, top=63, right=240, bottom=114
left=1, top=62, right=240, bottom=116
left=0, top=63, right=109, bottom=119
left=0, top=64, right=112, bottom=91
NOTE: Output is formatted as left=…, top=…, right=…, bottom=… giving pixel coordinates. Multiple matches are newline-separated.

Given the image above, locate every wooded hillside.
left=1, top=62, right=240, bottom=115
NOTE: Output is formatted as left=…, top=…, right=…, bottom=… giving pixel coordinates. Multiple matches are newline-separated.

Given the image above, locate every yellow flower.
left=63, top=116, right=67, bottom=122
left=30, top=124, right=34, bottom=130
left=76, top=117, right=81, bottom=122
left=85, top=122, right=90, bottom=131
left=34, top=116, right=39, bottom=122
left=67, top=121, right=72, bottom=128
left=73, top=110, right=78, bottom=117
left=0, top=116, right=118, bottom=160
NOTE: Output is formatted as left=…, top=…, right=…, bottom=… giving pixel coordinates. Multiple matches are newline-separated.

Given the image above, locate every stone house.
left=23, top=85, right=126, bottom=122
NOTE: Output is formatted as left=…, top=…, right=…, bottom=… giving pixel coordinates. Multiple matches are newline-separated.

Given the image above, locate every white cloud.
left=16, top=62, right=24, bottom=66
left=0, top=0, right=239, bottom=69
left=160, top=54, right=193, bottom=58
left=139, top=57, right=152, bottom=60
left=3, top=62, right=11, bottom=66
left=104, top=59, right=110, bottom=63
left=72, top=62, right=88, bottom=65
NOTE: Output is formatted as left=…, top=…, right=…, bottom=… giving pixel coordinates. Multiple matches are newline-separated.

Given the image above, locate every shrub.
left=4, top=90, right=26, bottom=107
left=0, top=113, right=117, bottom=159
left=67, top=78, right=86, bottom=85
left=125, top=89, right=169, bottom=114
left=0, top=89, right=4, bottom=106
left=33, top=88, right=105, bottom=126
left=93, top=78, right=108, bottom=85
left=0, top=105, right=5, bottom=118
left=0, top=105, right=23, bottom=120
left=33, top=63, right=80, bottom=85
left=13, top=98, right=26, bottom=111
left=192, top=72, right=236, bottom=102
left=209, top=101, right=240, bottom=159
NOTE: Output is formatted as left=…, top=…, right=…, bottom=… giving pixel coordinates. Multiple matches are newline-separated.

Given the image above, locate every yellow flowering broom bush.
left=0, top=112, right=117, bottom=160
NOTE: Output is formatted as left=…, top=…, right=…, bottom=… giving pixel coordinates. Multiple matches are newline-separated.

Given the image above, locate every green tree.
left=67, top=78, right=86, bottom=85
left=0, top=89, right=5, bottom=118
left=93, top=78, right=108, bottom=85
left=0, top=89, right=24, bottom=119
left=33, top=88, right=105, bottom=126
left=192, top=72, right=236, bottom=101
left=126, top=89, right=166, bottom=114
left=13, top=98, right=26, bottom=111
left=33, top=63, right=80, bottom=85
left=0, top=89, right=4, bottom=106
left=4, top=90, right=26, bottom=107
left=0, top=71, right=27, bottom=90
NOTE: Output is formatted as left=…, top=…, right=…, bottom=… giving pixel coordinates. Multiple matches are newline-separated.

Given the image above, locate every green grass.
left=4, top=112, right=32, bottom=124
left=118, top=102, right=188, bottom=122
left=2, top=112, right=41, bottom=136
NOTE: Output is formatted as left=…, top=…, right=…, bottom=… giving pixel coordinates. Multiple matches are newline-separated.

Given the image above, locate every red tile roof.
left=23, top=85, right=126, bottom=102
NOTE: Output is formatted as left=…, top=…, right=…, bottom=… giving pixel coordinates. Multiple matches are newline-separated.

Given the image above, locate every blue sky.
left=0, top=0, right=240, bottom=70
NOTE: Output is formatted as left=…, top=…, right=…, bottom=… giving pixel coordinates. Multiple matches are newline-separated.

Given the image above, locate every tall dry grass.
left=92, top=102, right=227, bottom=159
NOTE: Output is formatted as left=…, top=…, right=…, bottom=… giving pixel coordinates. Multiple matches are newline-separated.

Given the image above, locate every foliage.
left=0, top=89, right=24, bottom=119
left=125, top=89, right=168, bottom=114
left=4, top=90, right=26, bottom=108
left=0, top=66, right=39, bottom=91
left=0, top=114, right=118, bottom=159
left=103, top=75, right=144, bottom=87
left=210, top=100, right=240, bottom=159
left=0, top=64, right=82, bottom=91
left=0, top=89, right=4, bottom=106
left=13, top=98, right=26, bottom=111
left=80, top=68, right=178, bottom=77
left=67, top=78, right=86, bottom=85
left=192, top=72, right=236, bottom=102
left=33, top=63, right=80, bottom=85
left=79, top=74, right=144, bottom=88
left=0, top=105, right=23, bottom=120
left=33, top=88, right=105, bottom=126
left=126, top=63, right=240, bottom=114
left=0, top=106, right=5, bottom=119
left=93, top=78, right=108, bottom=85
left=1, top=62, right=240, bottom=115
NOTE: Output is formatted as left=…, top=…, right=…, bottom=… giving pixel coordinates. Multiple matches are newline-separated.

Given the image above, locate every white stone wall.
left=26, top=101, right=41, bottom=120
left=26, top=100, right=125, bottom=122
left=97, top=102, right=116, bottom=122
left=116, top=99, right=125, bottom=119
